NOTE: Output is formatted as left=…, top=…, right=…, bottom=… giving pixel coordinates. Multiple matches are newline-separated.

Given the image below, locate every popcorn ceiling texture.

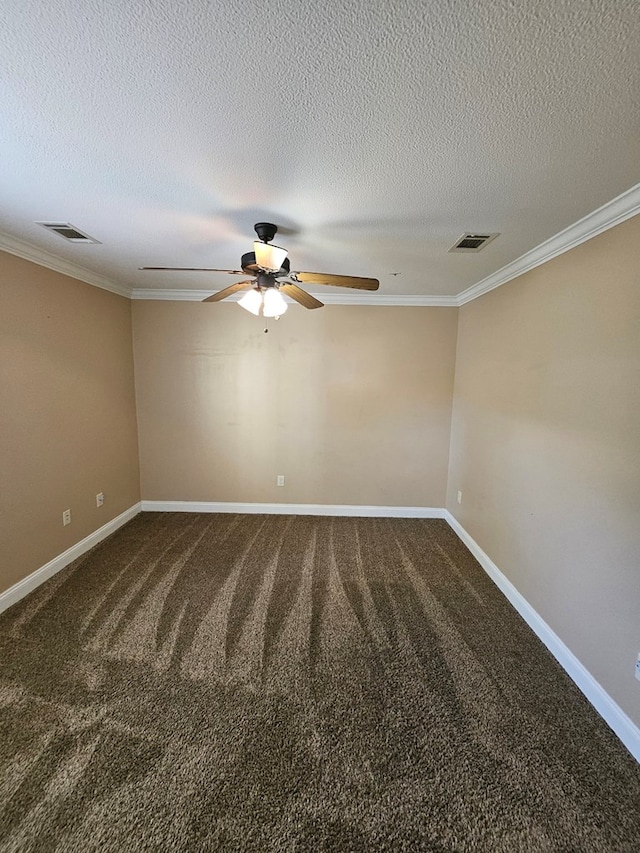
left=1, top=0, right=639, bottom=295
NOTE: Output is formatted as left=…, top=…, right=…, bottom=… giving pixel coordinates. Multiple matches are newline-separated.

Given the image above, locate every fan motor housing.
left=254, top=222, right=278, bottom=243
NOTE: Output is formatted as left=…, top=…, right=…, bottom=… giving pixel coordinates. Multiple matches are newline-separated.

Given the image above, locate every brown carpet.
left=0, top=513, right=639, bottom=852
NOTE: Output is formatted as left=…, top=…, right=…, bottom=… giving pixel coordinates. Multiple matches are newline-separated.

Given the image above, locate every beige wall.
left=4, top=218, right=638, bottom=727
left=447, top=215, right=640, bottom=726
left=132, top=303, right=458, bottom=507
left=0, top=251, right=140, bottom=594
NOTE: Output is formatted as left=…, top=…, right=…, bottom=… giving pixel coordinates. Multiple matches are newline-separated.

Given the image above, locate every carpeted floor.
left=0, top=513, right=639, bottom=852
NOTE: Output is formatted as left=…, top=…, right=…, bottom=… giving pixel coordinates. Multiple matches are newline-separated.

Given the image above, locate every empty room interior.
left=1, top=1, right=639, bottom=850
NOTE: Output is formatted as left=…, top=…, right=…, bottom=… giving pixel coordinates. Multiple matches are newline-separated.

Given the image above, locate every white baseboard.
left=0, top=502, right=142, bottom=615
left=444, top=510, right=640, bottom=764
left=141, top=500, right=446, bottom=518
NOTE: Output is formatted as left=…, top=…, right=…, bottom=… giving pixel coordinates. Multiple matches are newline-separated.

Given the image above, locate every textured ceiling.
left=1, top=0, right=639, bottom=298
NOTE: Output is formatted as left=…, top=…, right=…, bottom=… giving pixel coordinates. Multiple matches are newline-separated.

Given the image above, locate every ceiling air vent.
left=449, top=232, right=499, bottom=253
left=36, top=222, right=101, bottom=244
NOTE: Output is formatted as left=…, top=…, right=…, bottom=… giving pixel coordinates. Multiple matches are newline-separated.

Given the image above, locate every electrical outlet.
left=635, top=654, right=640, bottom=683
left=62, top=509, right=71, bottom=526
left=457, top=490, right=462, bottom=504
left=277, top=475, right=285, bottom=487
left=96, top=492, right=104, bottom=508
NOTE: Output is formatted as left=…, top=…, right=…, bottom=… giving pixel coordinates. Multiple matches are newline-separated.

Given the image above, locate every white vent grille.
left=449, top=232, right=499, bottom=253
left=37, top=222, right=101, bottom=244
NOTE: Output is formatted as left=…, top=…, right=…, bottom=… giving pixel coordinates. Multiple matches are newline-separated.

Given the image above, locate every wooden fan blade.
left=140, top=267, right=244, bottom=274
left=278, top=283, right=324, bottom=309
left=202, top=281, right=253, bottom=302
left=293, top=271, right=379, bottom=290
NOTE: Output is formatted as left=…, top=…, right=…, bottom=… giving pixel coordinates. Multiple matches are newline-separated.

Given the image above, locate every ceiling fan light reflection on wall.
left=140, top=222, right=380, bottom=315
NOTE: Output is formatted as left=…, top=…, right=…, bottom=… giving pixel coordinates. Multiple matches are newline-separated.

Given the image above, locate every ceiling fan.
left=140, top=222, right=379, bottom=317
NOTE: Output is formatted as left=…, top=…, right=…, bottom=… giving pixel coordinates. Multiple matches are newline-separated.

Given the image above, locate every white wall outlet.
left=62, top=509, right=71, bottom=526
left=635, top=653, right=640, bottom=683
left=457, top=490, right=463, bottom=504
left=277, top=475, right=285, bottom=487
left=96, top=492, right=104, bottom=507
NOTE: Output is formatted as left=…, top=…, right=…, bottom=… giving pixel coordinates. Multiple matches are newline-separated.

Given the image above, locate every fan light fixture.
left=263, top=288, right=288, bottom=317
left=141, top=222, right=381, bottom=317
left=237, top=287, right=288, bottom=317
left=238, top=288, right=262, bottom=316
left=254, top=240, right=288, bottom=272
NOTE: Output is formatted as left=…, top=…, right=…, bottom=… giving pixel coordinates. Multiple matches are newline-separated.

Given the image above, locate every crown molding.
left=457, top=182, right=640, bottom=305
left=303, top=293, right=459, bottom=307
left=4, top=182, right=638, bottom=306
left=132, top=177, right=640, bottom=307
left=0, top=230, right=133, bottom=298
left=130, top=288, right=458, bottom=306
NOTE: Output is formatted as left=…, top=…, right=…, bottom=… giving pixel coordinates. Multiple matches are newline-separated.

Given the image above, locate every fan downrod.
left=254, top=222, right=278, bottom=243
